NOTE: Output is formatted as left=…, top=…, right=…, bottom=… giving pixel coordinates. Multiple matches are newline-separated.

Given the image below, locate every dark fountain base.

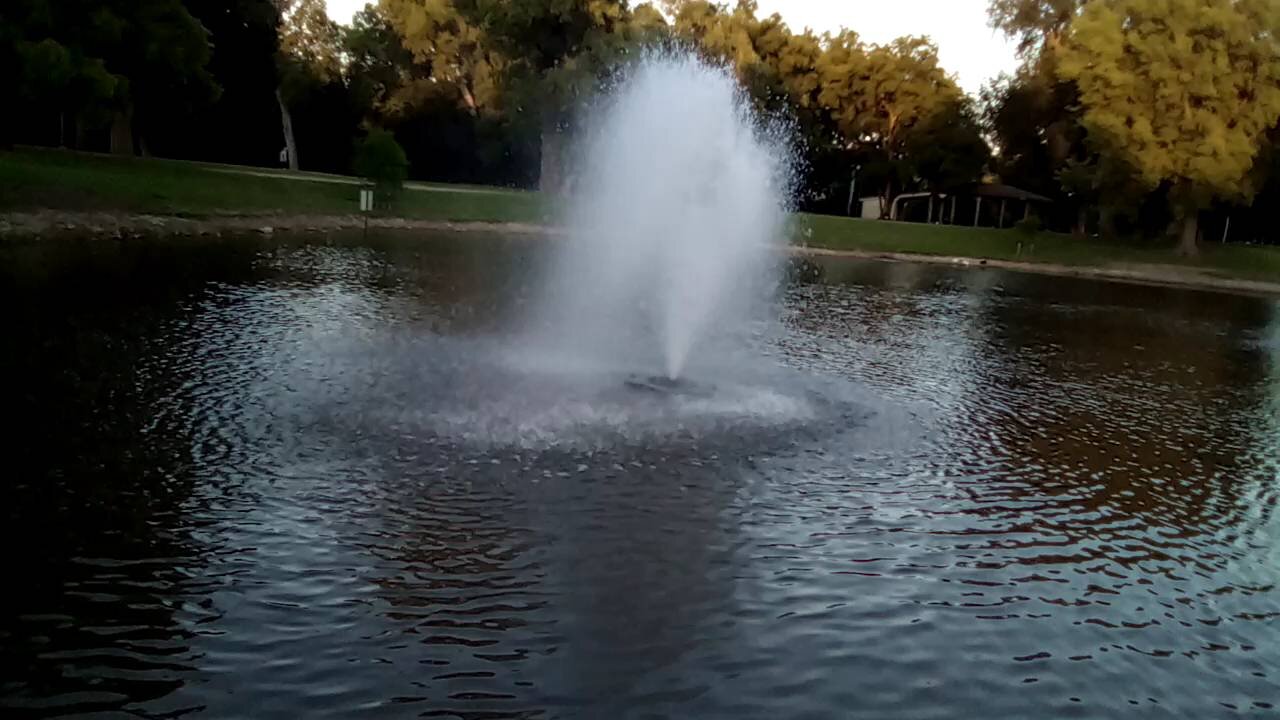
left=624, top=374, right=715, bottom=398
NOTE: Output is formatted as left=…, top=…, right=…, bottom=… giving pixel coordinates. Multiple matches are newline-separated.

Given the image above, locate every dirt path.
left=204, top=167, right=520, bottom=196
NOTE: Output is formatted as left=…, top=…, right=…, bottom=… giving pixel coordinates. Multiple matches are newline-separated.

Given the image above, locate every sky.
left=324, top=0, right=1019, bottom=95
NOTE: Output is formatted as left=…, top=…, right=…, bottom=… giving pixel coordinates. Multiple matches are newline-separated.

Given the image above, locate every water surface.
left=2, top=232, right=1278, bottom=718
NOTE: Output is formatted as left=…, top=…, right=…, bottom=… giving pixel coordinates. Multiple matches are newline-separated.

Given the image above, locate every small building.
left=878, top=184, right=1053, bottom=228
left=857, top=196, right=882, bottom=220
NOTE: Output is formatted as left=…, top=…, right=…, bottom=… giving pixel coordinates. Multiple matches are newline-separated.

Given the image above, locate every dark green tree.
left=4, top=0, right=216, bottom=153
left=345, top=4, right=416, bottom=123
left=452, top=0, right=646, bottom=191
left=180, top=0, right=283, bottom=165
left=904, top=99, right=990, bottom=219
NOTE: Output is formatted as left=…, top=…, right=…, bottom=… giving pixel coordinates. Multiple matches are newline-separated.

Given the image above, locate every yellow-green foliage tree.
left=988, top=0, right=1087, bottom=57
left=379, top=0, right=506, bottom=117
left=1059, top=0, right=1280, bottom=254
left=818, top=35, right=963, bottom=215
left=667, top=1, right=822, bottom=113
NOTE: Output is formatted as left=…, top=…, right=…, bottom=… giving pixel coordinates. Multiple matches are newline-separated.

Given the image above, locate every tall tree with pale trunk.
left=274, top=0, right=343, bottom=170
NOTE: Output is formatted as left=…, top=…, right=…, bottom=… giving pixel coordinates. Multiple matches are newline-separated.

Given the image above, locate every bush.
left=1015, top=215, right=1042, bottom=236
left=353, top=128, right=408, bottom=205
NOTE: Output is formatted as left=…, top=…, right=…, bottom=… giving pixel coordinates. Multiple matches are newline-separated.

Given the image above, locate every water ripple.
left=2, top=236, right=1278, bottom=718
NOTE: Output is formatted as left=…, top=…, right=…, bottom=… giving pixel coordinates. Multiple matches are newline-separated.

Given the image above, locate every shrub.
left=1015, top=215, right=1042, bottom=236
left=353, top=128, right=408, bottom=205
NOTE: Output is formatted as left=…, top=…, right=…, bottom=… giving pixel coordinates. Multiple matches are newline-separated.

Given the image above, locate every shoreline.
left=4, top=210, right=1279, bottom=298
left=793, top=246, right=1280, bottom=298
left=0, top=210, right=553, bottom=239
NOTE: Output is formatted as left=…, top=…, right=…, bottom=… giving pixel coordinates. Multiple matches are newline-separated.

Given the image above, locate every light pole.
left=846, top=165, right=861, bottom=217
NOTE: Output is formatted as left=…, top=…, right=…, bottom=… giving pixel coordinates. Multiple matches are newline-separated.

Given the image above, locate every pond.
left=2, top=231, right=1278, bottom=718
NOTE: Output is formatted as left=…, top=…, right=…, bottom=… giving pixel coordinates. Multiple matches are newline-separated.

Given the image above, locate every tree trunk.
left=460, top=84, right=479, bottom=117
left=110, top=108, right=134, bottom=156
left=927, top=194, right=935, bottom=224
left=1074, top=207, right=1087, bottom=237
left=1177, top=212, right=1200, bottom=257
left=1099, top=206, right=1118, bottom=239
left=539, top=114, right=562, bottom=193
left=276, top=86, right=299, bottom=171
left=75, top=112, right=89, bottom=150
left=881, top=179, right=894, bottom=220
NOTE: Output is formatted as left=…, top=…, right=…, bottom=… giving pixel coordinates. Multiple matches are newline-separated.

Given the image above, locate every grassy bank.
left=792, top=214, right=1280, bottom=283
left=6, top=147, right=1280, bottom=284
left=0, top=147, right=546, bottom=223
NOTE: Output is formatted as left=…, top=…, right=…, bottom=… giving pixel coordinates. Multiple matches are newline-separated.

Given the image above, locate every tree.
left=275, top=0, right=344, bottom=170
left=903, top=99, right=990, bottom=220
left=379, top=0, right=505, bottom=117
left=12, top=38, right=118, bottom=147
left=668, top=1, right=822, bottom=116
left=3, top=0, right=216, bottom=154
left=818, top=34, right=963, bottom=216
left=345, top=4, right=415, bottom=121
left=277, top=0, right=343, bottom=78
left=980, top=69, right=1097, bottom=232
left=668, top=0, right=770, bottom=72
left=985, top=1, right=1098, bottom=233
left=354, top=127, right=409, bottom=202
left=374, top=1, right=541, bottom=187
left=451, top=0, right=639, bottom=191
left=116, top=0, right=219, bottom=156
left=1058, top=0, right=1280, bottom=255
left=667, top=1, right=850, bottom=210
left=988, top=0, right=1087, bottom=57
left=180, top=0, right=283, bottom=165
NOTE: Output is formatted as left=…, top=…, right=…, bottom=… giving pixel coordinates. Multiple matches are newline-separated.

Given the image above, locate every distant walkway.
left=205, top=167, right=520, bottom=196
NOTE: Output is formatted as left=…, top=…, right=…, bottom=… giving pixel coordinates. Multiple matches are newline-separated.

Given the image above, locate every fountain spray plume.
left=529, top=52, right=792, bottom=384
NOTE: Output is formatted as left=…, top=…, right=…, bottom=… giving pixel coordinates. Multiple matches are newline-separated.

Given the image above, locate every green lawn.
left=5, top=147, right=1280, bottom=284
left=0, top=148, right=546, bottom=223
left=793, top=213, right=1280, bottom=282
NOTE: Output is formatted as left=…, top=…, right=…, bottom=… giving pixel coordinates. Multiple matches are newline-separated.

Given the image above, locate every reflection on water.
left=1, top=232, right=1278, bottom=718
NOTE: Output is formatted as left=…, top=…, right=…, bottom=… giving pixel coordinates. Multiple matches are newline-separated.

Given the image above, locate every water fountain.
left=526, top=54, right=789, bottom=389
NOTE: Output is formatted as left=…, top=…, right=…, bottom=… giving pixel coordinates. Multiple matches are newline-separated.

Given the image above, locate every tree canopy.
left=1058, top=0, right=1280, bottom=253
left=5, top=0, right=218, bottom=152
left=7, top=0, right=1278, bottom=250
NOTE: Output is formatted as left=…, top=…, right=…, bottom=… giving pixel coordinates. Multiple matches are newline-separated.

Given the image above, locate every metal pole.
left=974, top=197, right=982, bottom=227
left=1221, top=215, right=1231, bottom=244
left=999, top=199, right=1007, bottom=229
left=845, top=166, right=860, bottom=217
left=361, top=187, right=371, bottom=242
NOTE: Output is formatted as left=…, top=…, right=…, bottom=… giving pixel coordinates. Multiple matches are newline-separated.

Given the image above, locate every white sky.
left=324, top=0, right=1019, bottom=95
left=325, top=1, right=370, bottom=27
